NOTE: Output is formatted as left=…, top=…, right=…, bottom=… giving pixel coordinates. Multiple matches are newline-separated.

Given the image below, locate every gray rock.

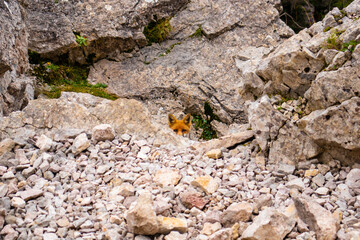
left=286, top=178, right=305, bottom=191
left=345, top=168, right=360, bottom=193
left=0, top=184, right=8, bottom=198
left=247, top=95, right=287, bottom=151
left=312, top=174, right=325, bottom=187
left=257, top=30, right=324, bottom=97
left=241, top=207, right=296, bottom=240
left=299, top=97, right=360, bottom=165
left=293, top=196, right=339, bottom=240
left=315, top=187, right=329, bottom=195
left=208, top=228, right=232, bottom=240
left=42, top=233, right=58, bottom=240
left=268, top=122, right=321, bottom=166
left=19, top=189, right=44, bottom=201
left=0, top=138, right=15, bottom=156
left=0, top=0, right=34, bottom=117
left=220, top=202, right=253, bottom=227
left=92, top=124, right=115, bottom=142
left=164, top=231, right=187, bottom=240
left=305, top=68, right=360, bottom=112
left=72, top=133, right=90, bottom=155
left=26, top=0, right=188, bottom=64
left=125, top=191, right=159, bottom=235
left=10, top=197, right=25, bottom=208
left=35, top=135, right=53, bottom=151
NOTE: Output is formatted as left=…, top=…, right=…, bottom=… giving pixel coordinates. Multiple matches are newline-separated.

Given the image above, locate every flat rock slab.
left=19, top=189, right=44, bottom=201
left=191, top=130, right=254, bottom=153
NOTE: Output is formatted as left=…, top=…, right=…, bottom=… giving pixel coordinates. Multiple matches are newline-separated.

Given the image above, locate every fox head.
left=168, top=113, right=191, bottom=136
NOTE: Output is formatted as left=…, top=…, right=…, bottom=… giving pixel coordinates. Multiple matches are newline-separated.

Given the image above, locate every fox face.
left=168, top=114, right=191, bottom=136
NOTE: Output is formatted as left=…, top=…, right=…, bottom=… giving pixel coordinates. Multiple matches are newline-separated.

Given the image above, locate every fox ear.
left=168, top=114, right=177, bottom=126
left=182, top=114, right=191, bottom=126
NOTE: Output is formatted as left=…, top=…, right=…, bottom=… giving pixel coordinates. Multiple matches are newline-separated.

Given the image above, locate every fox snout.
left=168, top=114, right=191, bottom=137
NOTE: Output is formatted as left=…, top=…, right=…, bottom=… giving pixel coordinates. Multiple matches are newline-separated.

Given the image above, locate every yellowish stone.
left=191, top=175, right=219, bottom=194
left=333, top=209, right=343, bottom=222
left=232, top=222, right=240, bottom=239
left=157, top=216, right=188, bottom=234
left=200, top=222, right=221, bottom=236
left=206, top=149, right=222, bottom=159
left=304, top=169, right=319, bottom=177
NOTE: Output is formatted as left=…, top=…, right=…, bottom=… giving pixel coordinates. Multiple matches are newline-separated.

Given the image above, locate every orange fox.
left=168, top=114, right=191, bottom=136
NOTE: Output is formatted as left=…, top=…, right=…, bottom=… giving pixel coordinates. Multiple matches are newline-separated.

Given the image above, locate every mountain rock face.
left=1, top=0, right=360, bottom=239
left=0, top=0, right=34, bottom=116
left=25, top=0, right=189, bottom=64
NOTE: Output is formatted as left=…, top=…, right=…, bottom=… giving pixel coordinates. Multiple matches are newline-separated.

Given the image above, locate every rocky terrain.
left=1, top=0, right=360, bottom=239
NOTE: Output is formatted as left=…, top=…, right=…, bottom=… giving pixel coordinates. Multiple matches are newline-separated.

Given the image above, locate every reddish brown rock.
left=180, top=191, right=209, bottom=210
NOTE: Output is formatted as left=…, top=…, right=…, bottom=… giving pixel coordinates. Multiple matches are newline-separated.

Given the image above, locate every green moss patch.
left=143, top=18, right=172, bottom=44
left=324, top=30, right=360, bottom=52
left=189, top=26, right=204, bottom=38
left=30, top=57, right=118, bottom=100
left=192, top=102, right=220, bottom=140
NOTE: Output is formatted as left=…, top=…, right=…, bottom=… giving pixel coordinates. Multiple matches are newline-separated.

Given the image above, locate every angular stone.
left=42, top=233, right=58, bottom=240
left=221, top=202, right=253, bottom=227
left=157, top=216, right=188, bottom=234
left=164, top=231, right=187, bottom=240
left=0, top=138, right=15, bottom=156
left=293, top=196, right=339, bottom=240
left=201, top=222, right=222, bottom=236
left=268, top=122, right=321, bottom=166
left=191, top=131, right=254, bottom=153
left=299, top=97, right=360, bottom=165
left=10, top=197, right=25, bottom=208
left=125, top=191, right=159, bottom=235
left=315, top=187, right=329, bottom=195
left=312, top=174, right=325, bottom=187
left=0, top=183, right=8, bottom=198
left=137, top=146, right=151, bottom=159
left=192, top=175, right=219, bottom=194
left=286, top=178, right=305, bottom=191
left=35, top=135, right=53, bottom=151
left=72, top=133, right=90, bottom=155
left=179, top=191, right=209, bottom=210
left=206, top=149, right=222, bottom=159
left=346, top=168, right=360, bottom=191
left=305, top=169, right=319, bottom=177
left=257, top=30, right=324, bottom=96
left=208, top=228, right=232, bottom=240
left=19, top=189, right=44, bottom=201
left=109, top=183, right=135, bottom=200
left=2, top=171, right=15, bottom=179
left=247, top=95, right=287, bottom=151
left=241, top=207, right=296, bottom=240
left=92, top=124, right=115, bottom=142
left=305, top=67, right=360, bottom=111
left=56, top=217, right=70, bottom=228
left=153, top=169, right=182, bottom=187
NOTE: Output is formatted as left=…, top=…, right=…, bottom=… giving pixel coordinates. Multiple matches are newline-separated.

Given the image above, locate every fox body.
left=168, top=114, right=191, bottom=136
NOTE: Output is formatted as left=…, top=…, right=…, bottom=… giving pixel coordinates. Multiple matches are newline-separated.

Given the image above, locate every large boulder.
left=299, top=97, right=360, bottom=165
left=247, top=95, right=287, bottom=151
left=256, top=30, right=325, bottom=97
left=293, top=196, right=339, bottom=240
left=304, top=66, right=360, bottom=111
left=246, top=95, right=321, bottom=167
left=241, top=207, right=296, bottom=240
left=0, top=92, right=187, bottom=146
left=25, top=0, right=189, bottom=63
